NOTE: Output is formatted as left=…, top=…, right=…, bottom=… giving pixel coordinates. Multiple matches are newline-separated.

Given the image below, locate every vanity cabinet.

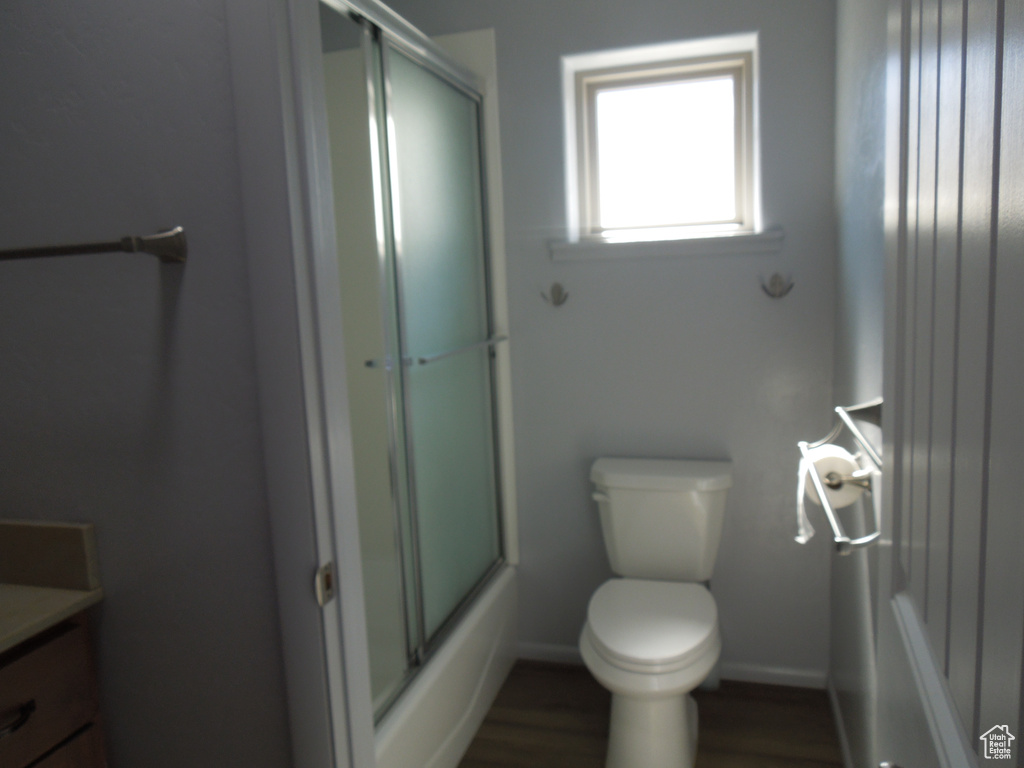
left=0, top=520, right=105, bottom=767
left=0, top=614, right=105, bottom=768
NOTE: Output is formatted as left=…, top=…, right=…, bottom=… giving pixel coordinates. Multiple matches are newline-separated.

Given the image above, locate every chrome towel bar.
left=0, top=226, right=187, bottom=264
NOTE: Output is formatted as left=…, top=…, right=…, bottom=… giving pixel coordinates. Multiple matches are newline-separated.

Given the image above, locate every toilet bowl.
left=581, top=458, right=732, bottom=768
left=580, top=579, right=720, bottom=768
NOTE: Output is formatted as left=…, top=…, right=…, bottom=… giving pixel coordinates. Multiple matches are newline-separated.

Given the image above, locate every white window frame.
left=561, top=33, right=764, bottom=250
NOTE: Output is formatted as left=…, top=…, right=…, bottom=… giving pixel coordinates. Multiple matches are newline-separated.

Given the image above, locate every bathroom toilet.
left=580, top=458, right=732, bottom=768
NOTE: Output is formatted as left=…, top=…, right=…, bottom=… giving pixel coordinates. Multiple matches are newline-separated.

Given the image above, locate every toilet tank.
left=590, top=458, right=733, bottom=581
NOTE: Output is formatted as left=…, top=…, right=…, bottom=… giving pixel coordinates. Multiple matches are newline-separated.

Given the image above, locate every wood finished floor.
left=458, top=661, right=844, bottom=768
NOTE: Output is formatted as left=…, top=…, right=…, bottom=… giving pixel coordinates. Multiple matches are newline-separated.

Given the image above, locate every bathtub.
left=374, top=565, right=518, bottom=768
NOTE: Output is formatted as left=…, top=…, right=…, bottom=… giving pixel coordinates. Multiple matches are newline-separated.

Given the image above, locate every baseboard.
left=718, top=661, right=828, bottom=689
left=517, top=641, right=583, bottom=666
left=827, top=678, right=856, bottom=768
left=516, top=643, right=827, bottom=691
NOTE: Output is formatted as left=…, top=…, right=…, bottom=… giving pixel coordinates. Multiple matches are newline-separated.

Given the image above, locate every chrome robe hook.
left=761, top=273, right=794, bottom=298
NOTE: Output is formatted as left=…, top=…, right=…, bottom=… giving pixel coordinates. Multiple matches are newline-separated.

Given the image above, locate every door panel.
left=923, top=0, right=964, bottom=670
left=945, top=0, right=999, bottom=734
left=879, top=0, right=1024, bottom=765
left=907, top=0, right=938, bottom=617
left=978, top=0, right=1024, bottom=736
left=898, top=0, right=920, bottom=582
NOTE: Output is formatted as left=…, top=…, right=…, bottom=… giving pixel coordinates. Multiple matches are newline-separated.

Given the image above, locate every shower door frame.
left=358, top=18, right=509, bottom=717
left=228, top=1, right=517, bottom=767
left=319, top=0, right=514, bottom=738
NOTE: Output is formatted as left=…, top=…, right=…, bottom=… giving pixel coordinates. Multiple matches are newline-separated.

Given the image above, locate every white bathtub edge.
left=375, top=566, right=518, bottom=768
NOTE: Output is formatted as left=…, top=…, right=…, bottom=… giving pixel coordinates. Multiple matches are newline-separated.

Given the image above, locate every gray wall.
left=388, top=0, right=840, bottom=680
left=0, top=2, right=292, bottom=766
left=833, top=0, right=887, bottom=408
left=830, top=0, right=887, bottom=763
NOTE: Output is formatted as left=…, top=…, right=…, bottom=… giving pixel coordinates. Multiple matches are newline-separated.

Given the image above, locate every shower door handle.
left=364, top=355, right=394, bottom=370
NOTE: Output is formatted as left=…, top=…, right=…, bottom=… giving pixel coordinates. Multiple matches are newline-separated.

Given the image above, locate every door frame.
left=225, top=2, right=516, bottom=767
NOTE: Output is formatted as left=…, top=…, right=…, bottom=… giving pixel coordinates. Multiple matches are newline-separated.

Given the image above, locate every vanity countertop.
left=0, top=583, right=103, bottom=654
left=0, top=519, right=102, bottom=654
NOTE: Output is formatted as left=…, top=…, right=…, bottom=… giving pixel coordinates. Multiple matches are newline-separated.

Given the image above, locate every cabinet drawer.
left=0, top=621, right=98, bottom=768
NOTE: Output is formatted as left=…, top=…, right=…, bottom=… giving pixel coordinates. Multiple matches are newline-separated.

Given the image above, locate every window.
left=563, top=34, right=759, bottom=244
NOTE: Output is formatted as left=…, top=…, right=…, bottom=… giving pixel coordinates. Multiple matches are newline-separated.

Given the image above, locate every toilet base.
left=605, top=692, right=699, bottom=768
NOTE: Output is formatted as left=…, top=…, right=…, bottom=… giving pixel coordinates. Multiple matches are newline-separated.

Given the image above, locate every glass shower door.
left=384, top=44, right=503, bottom=642
left=319, top=7, right=415, bottom=713
left=320, top=7, right=504, bottom=719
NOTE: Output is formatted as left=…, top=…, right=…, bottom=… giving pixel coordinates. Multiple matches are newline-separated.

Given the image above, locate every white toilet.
left=580, top=457, right=732, bottom=768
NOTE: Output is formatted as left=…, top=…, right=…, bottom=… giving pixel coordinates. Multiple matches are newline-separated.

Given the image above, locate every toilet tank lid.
left=591, top=458, right=733, bottom=491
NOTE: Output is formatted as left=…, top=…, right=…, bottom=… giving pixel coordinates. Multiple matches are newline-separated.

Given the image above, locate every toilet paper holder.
left=799, top=398, right=883, bottom=555
left=823, top=467, right=873, bottom=490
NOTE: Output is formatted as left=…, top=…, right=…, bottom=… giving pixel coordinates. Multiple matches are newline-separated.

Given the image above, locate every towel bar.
left=0, top=227, right=187, bottom=264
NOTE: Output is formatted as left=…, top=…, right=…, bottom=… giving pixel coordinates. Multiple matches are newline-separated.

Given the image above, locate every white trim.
left=827, top=678, right=858, bottom=768
left=719, top=661, right=828, bottom=689
left=284, top=1, right=382, bottom=765
left=564, top=32, right=760, bottom=74
left=577, top=57, right=753, bottom=236
left=321, top=0, right=484, bottom=95
left=549, top=226, right=784, bottom=261
left=561, top=32, right=761, bottom=242
left=226, top=1, right=367, bottom=766
left=891, top=594, right=976, bottom=768
left=287, top=1, right=379, bottom=764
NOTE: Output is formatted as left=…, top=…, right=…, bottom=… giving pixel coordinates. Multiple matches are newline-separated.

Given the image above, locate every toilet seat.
left=586, top=579, right=718, bottom=674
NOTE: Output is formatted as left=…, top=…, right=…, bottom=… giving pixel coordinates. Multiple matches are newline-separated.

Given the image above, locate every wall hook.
left=761, top=273, right=794, bottom=299
left=542, top=282, right=569, bottom=306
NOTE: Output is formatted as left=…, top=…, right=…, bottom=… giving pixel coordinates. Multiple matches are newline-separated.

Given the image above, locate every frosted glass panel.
left=406, top=350, right=500, bottom=637
left=595, top=76, right=736, bottom=229
left=388, top=51, right=490, bottom=358
left=387, top=48, right=501, bottom=640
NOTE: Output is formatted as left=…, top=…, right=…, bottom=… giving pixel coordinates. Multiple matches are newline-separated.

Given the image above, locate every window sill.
left=548, top=226, right=785, bottom=261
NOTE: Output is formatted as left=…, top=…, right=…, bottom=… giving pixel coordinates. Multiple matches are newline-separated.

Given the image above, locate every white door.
left=877, top=1, right=1024, bottom=767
